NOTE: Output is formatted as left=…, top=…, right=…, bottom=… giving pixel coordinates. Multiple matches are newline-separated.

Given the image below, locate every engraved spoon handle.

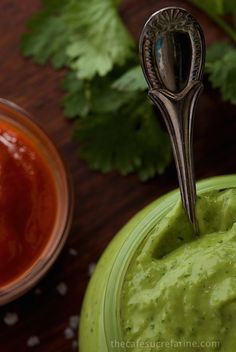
left=140, top=7, right=206, bottom=234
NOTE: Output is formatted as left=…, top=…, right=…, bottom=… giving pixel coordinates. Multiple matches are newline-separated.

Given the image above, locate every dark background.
left=0, top=0, right=236, bottom=351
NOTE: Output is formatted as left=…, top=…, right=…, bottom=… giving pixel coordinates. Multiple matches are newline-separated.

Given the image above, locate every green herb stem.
left=189, top=0, right=236, bottom=42
left=210, top=15, right=236, bottom=42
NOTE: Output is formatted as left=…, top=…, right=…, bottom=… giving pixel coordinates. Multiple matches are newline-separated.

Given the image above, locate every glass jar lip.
left=104, top=175, right=236, bottom=350
left=0, top=98, right=74, bottom=305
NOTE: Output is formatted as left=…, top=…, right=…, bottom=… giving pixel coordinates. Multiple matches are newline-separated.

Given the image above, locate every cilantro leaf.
left=206, top=43, right=236, bottom=104
left=22, top=0, right=134, bottom=78
left=87, top=74, right=134, bottom=114
left=62, top=73, right=91, bottom=118
left=135, top=109, right=171, bottom=179
left=206, top=42, right=233, bottom=64
left=64, top=0, right=134, bottom=79
left=112, top=66, right=147, bottom=92
left=189, top=0, right=236, bottom=16
left=62, top=71, right=134, bottom=118
left=75, top=96, right=171, bottom=180
left=21, top=2, right=70, bottom=68
left=189, top=0, right=225, bottom=15
left=222, top=0, right=236, bottom=13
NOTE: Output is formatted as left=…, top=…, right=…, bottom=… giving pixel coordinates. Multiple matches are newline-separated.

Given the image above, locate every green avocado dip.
left=121, top=189, right=236, bottom=351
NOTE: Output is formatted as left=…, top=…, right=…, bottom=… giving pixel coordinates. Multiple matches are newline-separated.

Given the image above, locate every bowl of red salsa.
left=0, top=98, right=73, bottom=305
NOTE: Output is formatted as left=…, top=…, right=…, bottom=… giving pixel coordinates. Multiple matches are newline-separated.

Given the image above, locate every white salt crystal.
left=64, top=327, right=74, bottom=340
left=69, top=248, right=78, bottom=256
left=69, top=315, right=80, bottom=330
left=34, top=288, right=42, bottom=295
left=88, top=262, right=96, bottom=277
left=72, top=340, right=78, bottom=350
left=3, top=312, right=19, bottom=326
left=27, top=336, right=40, bottom=347
left=56, top=282, right=68, bottom=296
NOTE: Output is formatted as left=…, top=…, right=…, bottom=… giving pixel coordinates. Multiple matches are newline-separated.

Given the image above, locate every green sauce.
left=121, top=189, right=236, bottom=351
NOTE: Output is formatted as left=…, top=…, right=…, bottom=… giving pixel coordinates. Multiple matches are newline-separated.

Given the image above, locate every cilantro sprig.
left=62, top=69, right=171, bottom=180
left=21, top=0, right=236, bottom=180
left=21, top=0, right=171, bottom=180
left=190, top=0, right=236, bottom=106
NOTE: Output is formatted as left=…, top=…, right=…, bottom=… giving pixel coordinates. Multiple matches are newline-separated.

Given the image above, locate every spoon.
left=139, top=7, right=205, bottom=235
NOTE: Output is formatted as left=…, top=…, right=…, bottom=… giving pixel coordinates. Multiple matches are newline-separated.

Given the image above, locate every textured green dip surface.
left=121, top=189, right=236, bottom=351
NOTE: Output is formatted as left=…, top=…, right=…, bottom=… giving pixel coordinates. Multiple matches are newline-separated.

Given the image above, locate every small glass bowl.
left=0, top=98, right=73, bottom=305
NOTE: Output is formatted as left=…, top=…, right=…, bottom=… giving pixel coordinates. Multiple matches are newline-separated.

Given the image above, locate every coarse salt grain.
left=64, top=327, right=74, bottom=340
left=34, top=288, right=42, bottom=295
left=3, top=312, right=19, bottom=326
left=72, top=340, right=78, bottom=350
left=69, top=315, right=80, bottom=330
left=69, top=248, right=78, bottom=256
left=27, top=336, right=40, bottom=347
left=88, top=262, right=96, bottom=277
left=56, top=282, right=68, bottom=296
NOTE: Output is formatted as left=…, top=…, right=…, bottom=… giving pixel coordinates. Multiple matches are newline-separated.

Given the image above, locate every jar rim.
left=104, top=174, right=236, bottom=351
left=0, top=98, right=73, bottom=305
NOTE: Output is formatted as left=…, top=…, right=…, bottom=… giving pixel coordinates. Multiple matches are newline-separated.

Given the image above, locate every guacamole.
left=121, top=189, right=236, bottom=351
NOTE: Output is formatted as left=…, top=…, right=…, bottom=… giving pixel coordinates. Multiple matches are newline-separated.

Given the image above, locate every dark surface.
left=0, top=0, right=236, bottom=351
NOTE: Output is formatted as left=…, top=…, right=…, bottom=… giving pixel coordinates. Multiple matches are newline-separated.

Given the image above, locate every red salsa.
left=0, top=120, right=57, bottom=286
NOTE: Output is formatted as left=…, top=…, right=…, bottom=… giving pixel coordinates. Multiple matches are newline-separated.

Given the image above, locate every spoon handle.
left=140, top=7, right=205, bottom=234
left=149, top=83, right=203, bottom=233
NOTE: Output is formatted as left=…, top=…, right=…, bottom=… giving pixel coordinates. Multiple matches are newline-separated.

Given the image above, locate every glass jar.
left=0, top=98, right=73, bottom=305
left=79, top=175, right=236, bottom=351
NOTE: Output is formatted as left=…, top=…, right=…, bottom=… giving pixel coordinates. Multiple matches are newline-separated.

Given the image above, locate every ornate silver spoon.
left=140, top=7, right=205, bottom=234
